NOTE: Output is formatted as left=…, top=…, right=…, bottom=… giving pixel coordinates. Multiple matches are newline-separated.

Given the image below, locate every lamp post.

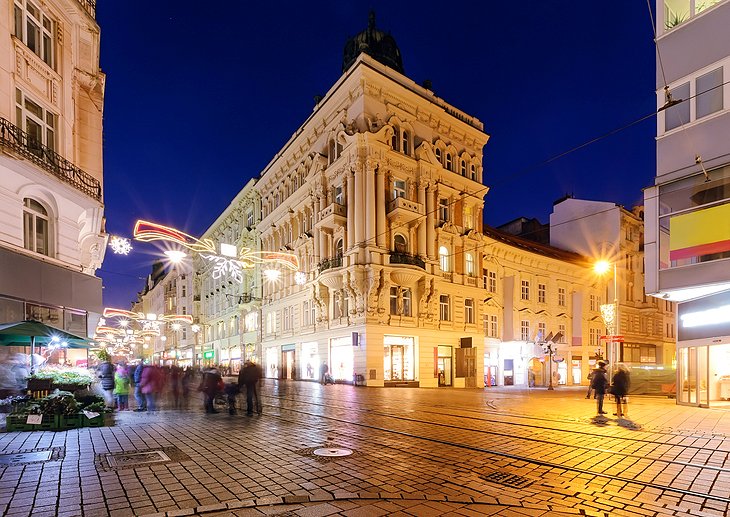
left=543, top=341, right=557, bottom=390
left=594, top=260, right=619, bottom=380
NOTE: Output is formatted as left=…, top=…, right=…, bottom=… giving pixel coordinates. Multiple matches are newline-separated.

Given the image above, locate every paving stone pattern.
left=2, top=382, right=730, bottom=517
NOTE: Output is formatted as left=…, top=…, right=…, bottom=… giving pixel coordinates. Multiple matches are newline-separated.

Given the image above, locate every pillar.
left=376, top=166, right=386, bottom=248
left=418, top=182, right=427, bottom=258
left=426, top=184, right=435, bottom=260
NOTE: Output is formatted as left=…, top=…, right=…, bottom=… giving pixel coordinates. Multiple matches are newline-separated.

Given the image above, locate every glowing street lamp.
left=594, top=259, right=619, bottom=377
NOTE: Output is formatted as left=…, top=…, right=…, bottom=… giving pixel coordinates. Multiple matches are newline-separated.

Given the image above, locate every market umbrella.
left=0, top=320, right=91, bottom=373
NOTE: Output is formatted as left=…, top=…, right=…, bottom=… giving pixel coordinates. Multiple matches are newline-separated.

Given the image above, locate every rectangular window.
left=538, top=283, right=546, bottom=304
left=464, top=205, right=474, bottom=230
left=558, top=287, right=566, bottom=307
left=439, top=198, right=449, bottom=223
left=537, top=322, right=546, bottom=341
left=403, top=288, right=411, bottom=317
left=490, top=315, right=498, bottom=338
left=14, top=0, right=55, bottom=68
left=696, top=67, right=723, bottom=119
left=464, top=298, right=474, bottom=324
left=558, top=324, right=566, bottom=343
left=488, top=271, right=496, bottom=292
left=665, top=81, right=690, bottom=132
left=283, top=307, right=290, bottom=331
left=393, top=180, right=406, bottom=200
left=390, top=286, right=398, bottom=315
left=15, top=89, right=56, bottom=153
left=302, top=301, right=309, bottom=326
left=334, top=185, right=344, bottom=204
left=520, top=320, right=530, bottom=341
left=439, top=295, right=450, bottom=321
left=521, top=280, right=530, bottom=301
left=590, top=294, right=596, bottom=312
left=246, top=210, right=254, bottom=227
left=465, top=253, right=474, bottom=276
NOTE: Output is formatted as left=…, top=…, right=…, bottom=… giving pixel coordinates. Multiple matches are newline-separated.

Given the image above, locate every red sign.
left=600, top=335, right=624, bottom=342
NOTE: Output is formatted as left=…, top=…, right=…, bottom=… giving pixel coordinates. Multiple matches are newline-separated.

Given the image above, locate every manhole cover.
left=0, top=450, right=52, bottom=466
left=480, top=471, right=533, bottom=489
left=95, top=446, right=190, bottom=471
left=313, top=447, right=352, bottom=457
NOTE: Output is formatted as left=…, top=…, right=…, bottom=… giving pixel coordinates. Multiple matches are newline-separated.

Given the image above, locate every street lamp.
left=539, top=331, right=563, bottom=390
left=594, top=259, right=619, bottom=378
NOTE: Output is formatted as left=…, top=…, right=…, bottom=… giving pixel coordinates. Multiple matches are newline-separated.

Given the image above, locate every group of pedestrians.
left=588, top=361, right=631, bottom=418
left=198, top=361, right=263, bottom=416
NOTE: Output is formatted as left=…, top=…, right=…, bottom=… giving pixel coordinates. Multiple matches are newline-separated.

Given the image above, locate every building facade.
left=551, top=198, right=676, bottom=390
left=645, top=0, right=730, bottom=407
left=194, top=179, right=260, bottom=373
left=0, top=0, right=106, bottom=339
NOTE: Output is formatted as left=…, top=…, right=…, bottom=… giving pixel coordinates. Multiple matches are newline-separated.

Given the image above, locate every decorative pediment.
left=438, top=221, right=459, bottom=235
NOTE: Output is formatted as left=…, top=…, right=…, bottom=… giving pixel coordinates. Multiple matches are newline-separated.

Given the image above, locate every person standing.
left=238, top=361, right=262, bottom=416
left=591, top=361, right=609, bottom=415
left=114, top=365, right=130, bottom=411
left=586, top=369, right=596, bottom=399
left=319, top=362, right=329, bottom=385
left=133, top=362, right=147, bottom=411
left=98, top=357, right=115, bottom=408
left=140, top=364, right=162, bottom=412
left=612, top=364, right=631, bottom=418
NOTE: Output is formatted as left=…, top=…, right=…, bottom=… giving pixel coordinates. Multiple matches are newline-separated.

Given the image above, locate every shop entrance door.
left=503, top=359, right=514, bottom=386
left=679, top=347, right=706, bottom=406
left=437, top=357, right=452, bottom=386
left=386, top=345, right=405, bottom=381
left=282, top=350, right=295, bottom=380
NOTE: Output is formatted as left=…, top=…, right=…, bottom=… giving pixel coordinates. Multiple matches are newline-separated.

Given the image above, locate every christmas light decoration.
left=109, top=236, right=133, bottom=255
left=133, top=220, right=300, bottom=284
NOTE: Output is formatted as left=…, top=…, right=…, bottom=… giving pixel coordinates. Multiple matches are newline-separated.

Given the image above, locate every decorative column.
left=346, top=173, right=355, bottom=250
left=376, top=165, right=386, bottom=248
left=354, top=163, right=365, bottom=263
left=426, top=184, right=435, bottom=260
left=366, top=160, right=377, bottom=248
left=418, top=181, right=427, bottom=258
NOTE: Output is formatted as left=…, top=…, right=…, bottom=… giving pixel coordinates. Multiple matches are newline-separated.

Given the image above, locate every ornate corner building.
left=0, top=0, right=105, bottom=337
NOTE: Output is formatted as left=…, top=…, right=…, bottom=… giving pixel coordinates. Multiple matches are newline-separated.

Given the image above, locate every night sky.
left=97, top=1, right=658, bottom=309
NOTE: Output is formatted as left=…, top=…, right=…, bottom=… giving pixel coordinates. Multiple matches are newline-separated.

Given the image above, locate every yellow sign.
left=669, top=203, right=730, bottom=261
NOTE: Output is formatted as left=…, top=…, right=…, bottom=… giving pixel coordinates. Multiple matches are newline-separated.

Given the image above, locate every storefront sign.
left=678, top=291, right=730, bottom=341
left=203, top=350, right=215, bottom=359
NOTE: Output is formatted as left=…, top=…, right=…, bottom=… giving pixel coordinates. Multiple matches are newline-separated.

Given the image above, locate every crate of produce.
left=5, top=414, right=57, bottom=432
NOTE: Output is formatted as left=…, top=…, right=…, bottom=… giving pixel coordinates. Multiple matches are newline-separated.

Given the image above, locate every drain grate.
left=480, top=471, right=533, bottom=489
left=0, top=447, right=64, bottom=467
left=295, top=445, right=359, bottom=463
left=96, top=446, right=190, bottom=471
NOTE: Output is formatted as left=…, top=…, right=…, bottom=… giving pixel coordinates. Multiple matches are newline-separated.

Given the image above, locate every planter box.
left=6, top=414, right=57, bottom=432
left=57, top=414, right=84, bottom=430
left=82, top=412, right=114, bottom=427
left=52, top=383, right=89, bottom=393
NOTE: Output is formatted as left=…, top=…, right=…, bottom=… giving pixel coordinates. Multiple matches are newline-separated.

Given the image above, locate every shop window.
left=23, top=197, right=50, bottom=256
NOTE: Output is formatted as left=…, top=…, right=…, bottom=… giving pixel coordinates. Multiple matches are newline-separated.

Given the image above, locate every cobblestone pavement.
left=2, top=382, right=730, bottom=517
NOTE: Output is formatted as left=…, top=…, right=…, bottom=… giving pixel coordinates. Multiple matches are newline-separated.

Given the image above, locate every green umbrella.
left=0, top=320, right=91, bottom=373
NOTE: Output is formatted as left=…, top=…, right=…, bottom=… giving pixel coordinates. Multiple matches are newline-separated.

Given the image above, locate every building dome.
left=342, top=12, right=404, bottom=74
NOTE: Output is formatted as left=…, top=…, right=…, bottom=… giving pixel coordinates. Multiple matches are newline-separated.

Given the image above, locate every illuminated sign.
left=678, top=291, right=730, bottom=342
left=680, top=305, right=730, bottom=328
left=203, top=350, right=215, bottom=359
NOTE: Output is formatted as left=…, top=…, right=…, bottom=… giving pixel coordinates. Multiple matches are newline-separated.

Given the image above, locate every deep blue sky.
left=97, top=1, right=658, bottom=309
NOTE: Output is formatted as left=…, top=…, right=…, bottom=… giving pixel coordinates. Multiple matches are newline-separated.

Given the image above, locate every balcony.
left=318, top=256, right=343, bottom=273
left=0, top=117, right=101, bottom=201
left=316, top=202, right=346, bottom=229
left=77, top=0, right=96, bottom=18
left=389, top=252, right=426, bottom=269
left=386, top=197, right=424, bottom=225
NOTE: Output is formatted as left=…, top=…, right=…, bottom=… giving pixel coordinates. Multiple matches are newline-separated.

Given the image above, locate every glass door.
left=679, top=347, right=697, bottom=405
left=384, top=345, right=405, bottom=381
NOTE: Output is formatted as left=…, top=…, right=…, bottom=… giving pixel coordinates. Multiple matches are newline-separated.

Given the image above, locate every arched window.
left=445, top=153, right=452, bottom=171
left=470, top=164, right=476, bottom=181
left=394, top=234, right=408, bottom=253
left=335, top=238, right=344, bottom=258
left=435, top=147, right=442, bottom=162
left=465, top=252, right=474, bottom=276
left=460, top=159, right=467, bottom=176
left=23, top=198, right=50, bottom=256
left=401, top=130, right=409, bottom=155
left=439, top=246, right=449, bottom=272
left=391, top=128, right=399, bottom=151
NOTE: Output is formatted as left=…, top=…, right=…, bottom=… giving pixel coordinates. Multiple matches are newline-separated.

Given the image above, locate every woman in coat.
left=612, top=364, right=631, bottom=418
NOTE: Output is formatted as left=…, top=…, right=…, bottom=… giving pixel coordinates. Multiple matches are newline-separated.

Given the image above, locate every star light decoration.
left=133, top=220, right=300, bottom=284
left=108, top=235, right=133, bottom=255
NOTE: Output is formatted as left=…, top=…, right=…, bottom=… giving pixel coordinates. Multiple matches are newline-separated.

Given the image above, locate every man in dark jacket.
left=238, top=361, right=262, bottom=416
left=611, top=364, right=631, bottom=418
left=590, top=361, right=609, bottom=415
left=98, top=360, right=115, bottom=408
left=133, top=362, right=147, bottom=411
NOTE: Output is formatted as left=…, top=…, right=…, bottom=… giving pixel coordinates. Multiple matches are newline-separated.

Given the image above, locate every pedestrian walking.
left=319, top=362, right=329, bottom=385
left=181, top=368, right=193, bottom=409
left=133, top=362, right=147, bottom=411
left=114, top=364, right=130, bottom=411
left=586, top=369, right=596, bottom=399
left=140, top=364, right=162, bottom=412
left=200, top=367, right=223, bottom=414
left=591, top=361, right=609, bottom=416
left=238, top=360, right=262, bottom=416
left=612, top=364, right=631, bottom=418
